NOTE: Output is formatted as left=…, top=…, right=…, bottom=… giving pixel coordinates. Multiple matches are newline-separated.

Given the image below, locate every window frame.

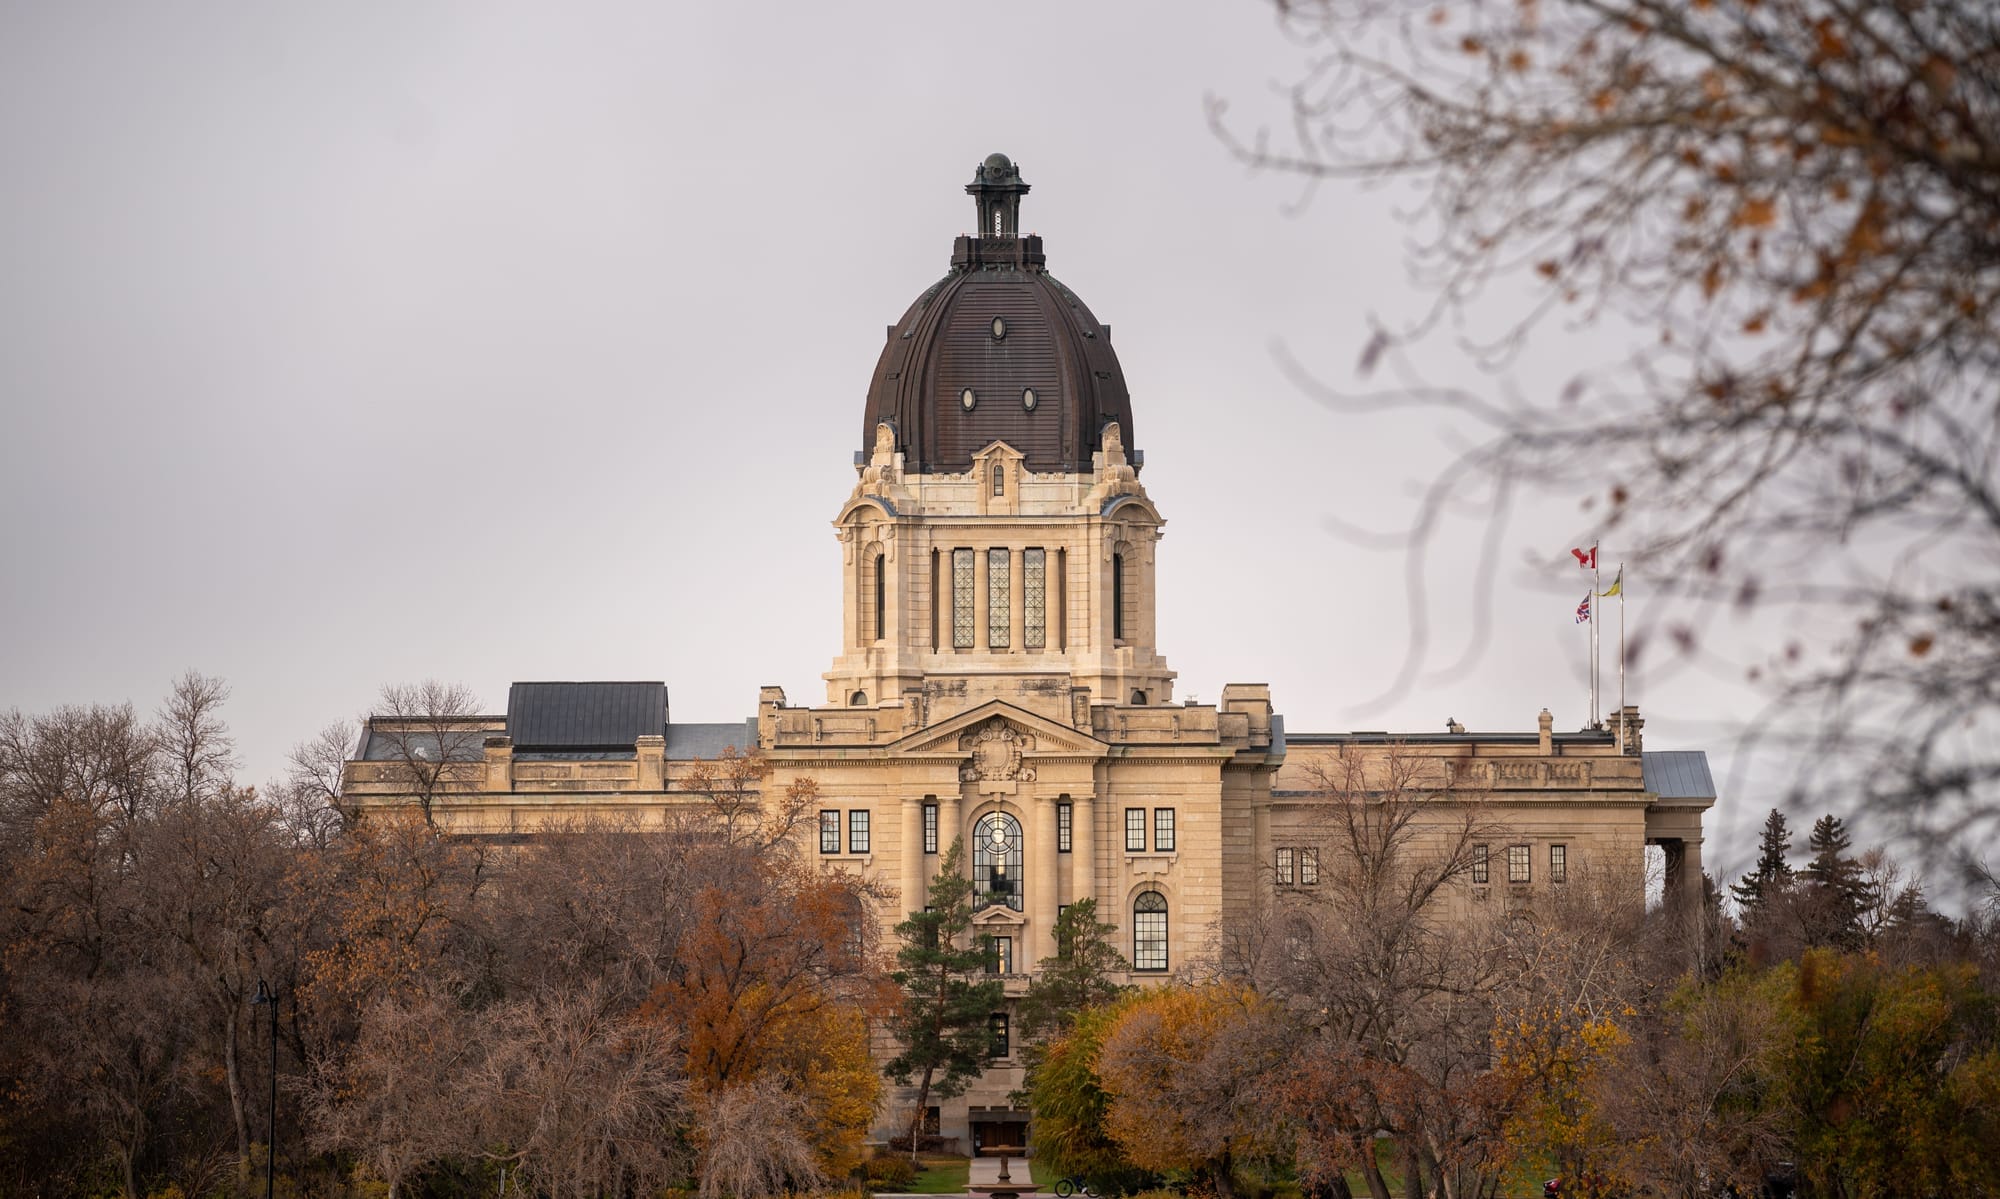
left=1154, top=808, right=1176, bottom=852
left=1125, top=807, right=1146, bottom=852
left=1132, top=890, right=1169, bottom=972
left=987, top=547, right=1011, bottom=648
left=819, top=810, right=840, bottom=855
left=847, top=809, right=870, bottom=855
left=952, top=548, right=976, bottom=649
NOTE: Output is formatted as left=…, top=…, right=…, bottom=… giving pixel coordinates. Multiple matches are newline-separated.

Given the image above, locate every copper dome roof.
left=861, top=155, right=1135, bottom=475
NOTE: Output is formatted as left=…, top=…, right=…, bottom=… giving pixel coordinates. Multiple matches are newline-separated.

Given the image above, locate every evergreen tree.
left=885, top=838, right=1005, bottom=1161
left=1018, top=898, right=1129, bottom=1043
left=1802, top=814, right=1873, bottom=950
left=1729, top=809, right=1796, bottom=916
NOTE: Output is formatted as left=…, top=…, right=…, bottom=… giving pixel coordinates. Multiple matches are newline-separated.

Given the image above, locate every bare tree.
left=156, top=671, right=238, bottom=808
left=367, top=681, right=485, bottom=828
left=1217, top=0, right=2000, bottom=853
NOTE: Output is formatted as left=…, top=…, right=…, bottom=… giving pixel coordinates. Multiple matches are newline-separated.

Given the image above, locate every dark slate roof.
left=1642, top=750, right=1717, bottom=799
left=665, top=719, right=759, bottom=760
left=507, top=682, right=666, bottom=752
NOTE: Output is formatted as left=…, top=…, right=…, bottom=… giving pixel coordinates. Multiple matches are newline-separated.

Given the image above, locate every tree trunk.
left=1361, top=1156, right=1394, bottom=1199
left=224, top=1006, right=249, bottom=1165
left=909, top=1063, right=936, bottom=1164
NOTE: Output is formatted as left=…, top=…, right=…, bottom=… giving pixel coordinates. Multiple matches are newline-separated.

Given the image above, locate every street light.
left=251, top=979, right=278, bottom=1199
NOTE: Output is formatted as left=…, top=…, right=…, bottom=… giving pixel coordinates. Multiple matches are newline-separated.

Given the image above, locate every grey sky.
left=1, top=3, right=1777, bottom=877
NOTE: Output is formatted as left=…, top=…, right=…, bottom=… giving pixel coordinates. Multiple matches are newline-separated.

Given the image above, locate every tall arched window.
left=973, top=811, right=1023, bottom=912
left=1133, top=890, right=1168, bottom=971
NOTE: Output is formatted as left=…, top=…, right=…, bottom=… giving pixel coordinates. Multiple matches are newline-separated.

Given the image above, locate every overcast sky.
left=1, top=2, right=1790, bottom=879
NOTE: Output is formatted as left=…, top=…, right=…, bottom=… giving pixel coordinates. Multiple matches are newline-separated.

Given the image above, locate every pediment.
left=972, top=905, right=1028, bottom=927
left=890, top=700, right=1104, bottom=758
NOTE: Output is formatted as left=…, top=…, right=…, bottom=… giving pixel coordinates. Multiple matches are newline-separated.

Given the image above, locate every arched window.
left=973, top=811, right=1023, bottom=912
left=1133, top=890, right=1168, bottom=971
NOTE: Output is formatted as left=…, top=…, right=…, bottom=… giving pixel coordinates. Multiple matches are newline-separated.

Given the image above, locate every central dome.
left=860, top=155, right=1135, bottom=475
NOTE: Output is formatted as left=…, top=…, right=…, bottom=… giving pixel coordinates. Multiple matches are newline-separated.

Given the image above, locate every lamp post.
left=251, top=979, right=277, bottom=1199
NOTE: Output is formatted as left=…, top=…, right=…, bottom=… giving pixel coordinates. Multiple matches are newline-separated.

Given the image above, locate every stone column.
left=901, top=796, right=926, bottom=916
left=1033, top=794, right=1060, bottom=964
left=1681, top=837, right=1705, bottom=907
left=1071, top=794, right=1096, bottom=912
left=940, top=792, right=963, bottom=865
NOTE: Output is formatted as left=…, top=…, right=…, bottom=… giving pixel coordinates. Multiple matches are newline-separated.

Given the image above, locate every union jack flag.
left=1575, top=592, right=1592, bottom=623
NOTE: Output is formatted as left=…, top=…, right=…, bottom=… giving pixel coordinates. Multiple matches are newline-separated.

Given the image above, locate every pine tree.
left=1802, top=814, right=1873, bottom=950
left=1729, top=809, right=1796, bottom=915
left=885, top=838, right=1005, bottom=1161
left=1017, top=898, right=1128, bottom=1043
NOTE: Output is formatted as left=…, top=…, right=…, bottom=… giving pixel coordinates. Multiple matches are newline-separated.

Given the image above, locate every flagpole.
left=1617, top=563, right=1627, bottom=752
left=1591, top=547, right=1601, bottom=727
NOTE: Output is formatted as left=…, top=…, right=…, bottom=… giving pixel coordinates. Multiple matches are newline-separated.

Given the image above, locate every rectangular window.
left=986, top=935, right=1013, bottom=974
left=1300, top=847, right=1319, bottom=885
left=1112, top=552, right=1126, bottom=641
left=1276, top=846, right=1295, bottom=885
left=848, top=809, right=870, bottom=854
left=1057, top=801, right=1072, bottom=852
left=1023, top=548, right=1046, bottom=650
left=1154, top=808, right=1175, bottom=852
left=1473, top=844, right=1489, bottom=884
left=1508, top=844, right=1532, bottom=884
left=923, top=802, right=938, bottom=854
left=819, top=810, right=840, bottom=855
left=989, top=1012, right=1010, bottom=1058
left=1125, top=808, right=1146, bottom=852
left=1550, top=843, right=1568, bottom=883
left=988, top=548, right=1011, bottom=648
left=952, top=549, right=976, bottom=649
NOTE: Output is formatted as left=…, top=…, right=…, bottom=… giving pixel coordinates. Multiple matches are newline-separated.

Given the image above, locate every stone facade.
left=339, top=155, right=1716, bottom=1153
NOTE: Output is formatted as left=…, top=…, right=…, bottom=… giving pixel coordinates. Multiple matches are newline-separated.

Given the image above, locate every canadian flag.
left=1571, top=545, right=1598, bottom=570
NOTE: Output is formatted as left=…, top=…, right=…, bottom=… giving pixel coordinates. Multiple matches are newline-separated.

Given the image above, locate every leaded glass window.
left=972, top=811, right=1023, bottom=912
left=1133, top=890, right=1168, bottom=971
left=1023, top=548, right=1046, bottom=649
left=1154, top=808, right=1175, bottom=852
left=819, top=810, right=840, bottom=855
left=952, top=549, right=975, bottom=649
left=988, top=548, right=1010, bottom=648
left=1125, top=808, right=1146, bottom=852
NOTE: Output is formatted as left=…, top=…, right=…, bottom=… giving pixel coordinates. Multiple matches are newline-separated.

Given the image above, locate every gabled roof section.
left=1642, top=750, right=1716, bottom=799
left=507, top=682, right=667, bottom=752
left=890, top=699, right=1105, bottom=756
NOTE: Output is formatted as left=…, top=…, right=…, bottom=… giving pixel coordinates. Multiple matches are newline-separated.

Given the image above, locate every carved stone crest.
left=958, top=718, right=1036, bottom=783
